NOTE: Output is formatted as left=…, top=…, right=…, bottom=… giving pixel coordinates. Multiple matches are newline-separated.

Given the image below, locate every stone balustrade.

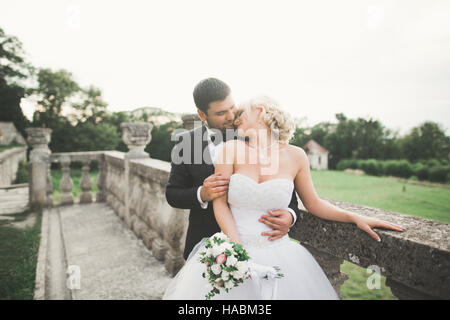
left=0, top=145, right=27, bottom=187
left=26, top=118, right=450, bottom=300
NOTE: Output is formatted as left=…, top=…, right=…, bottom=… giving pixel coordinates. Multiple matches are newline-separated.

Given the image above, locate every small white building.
left=303, top=139, right=329, bottom=170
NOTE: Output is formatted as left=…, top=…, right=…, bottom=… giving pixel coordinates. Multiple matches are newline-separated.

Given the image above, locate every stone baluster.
left=26, top=127, right=52, bottom=210
left=182, top=114, right=201, bottom=130
left=95, top=157, right=106, bottom=202
left=79, top=159, right=92, bottom=203
left=59, top=155, right=74, bottom=205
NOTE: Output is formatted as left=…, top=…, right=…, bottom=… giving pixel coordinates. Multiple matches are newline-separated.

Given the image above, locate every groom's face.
left=198, top=94, right=237, bottom=132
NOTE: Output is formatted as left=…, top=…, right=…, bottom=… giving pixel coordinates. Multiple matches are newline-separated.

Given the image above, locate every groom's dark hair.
left=193, top=78, right=231, bottom=115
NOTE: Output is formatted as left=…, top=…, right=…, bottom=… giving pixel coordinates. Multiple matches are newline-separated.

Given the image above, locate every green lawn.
left=0, top=209, right=42, bottom=300
left=309, top=169, right=449, bottom=300
left=310, top=170, right=450, bottom=223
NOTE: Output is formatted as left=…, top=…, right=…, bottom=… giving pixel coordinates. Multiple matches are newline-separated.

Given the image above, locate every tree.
left=71, top=85, right=107, bottom=125
left=31, top=68, right=80, bottom=128
left=0, top=27, right=33, bottom=137
left=400, top=121, right=450, bottom=162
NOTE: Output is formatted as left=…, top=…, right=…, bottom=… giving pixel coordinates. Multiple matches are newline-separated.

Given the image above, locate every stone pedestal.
left=181, top=114, right=201, bottom=130
left=120, top=122, right=153, bottom=159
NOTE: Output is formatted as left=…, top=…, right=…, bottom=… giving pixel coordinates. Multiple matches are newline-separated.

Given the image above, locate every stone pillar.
left=26, top=128, right=52, bottom=211
left=120, top=122, right=153, bottom=230
left=181, top=114, right=201, bottom=130
left=302, top=244, right=348, bottom=299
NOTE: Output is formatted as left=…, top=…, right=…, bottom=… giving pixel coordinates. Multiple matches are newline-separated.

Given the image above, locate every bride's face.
left=233, top=105, right=262, bottom=137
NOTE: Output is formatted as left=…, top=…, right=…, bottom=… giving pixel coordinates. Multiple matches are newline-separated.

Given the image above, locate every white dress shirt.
left=196, top=126, right=297, bottom=226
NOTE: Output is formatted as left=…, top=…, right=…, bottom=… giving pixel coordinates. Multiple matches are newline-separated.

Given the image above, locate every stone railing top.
left=50, top=151, right=109, bottom=163
left=0, top=145, right=27, bottom=160
left=290, top=197, right=450, bottom=299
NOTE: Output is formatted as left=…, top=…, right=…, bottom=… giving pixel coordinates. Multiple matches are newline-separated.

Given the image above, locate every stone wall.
left=0, top=146, right=27, bottom=187
left=103, top=151, right=189, bottom=276
left=289, top=198, right=450, bottom=299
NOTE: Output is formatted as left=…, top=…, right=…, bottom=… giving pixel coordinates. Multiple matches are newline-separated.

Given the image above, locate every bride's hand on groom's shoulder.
left=353, top=215, right=406, bottom=242
left=259, top=209, right=293, bottom=241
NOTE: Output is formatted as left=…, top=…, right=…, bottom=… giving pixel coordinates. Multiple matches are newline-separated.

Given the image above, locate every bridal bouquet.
left=198, top=232, right=283, bottom=300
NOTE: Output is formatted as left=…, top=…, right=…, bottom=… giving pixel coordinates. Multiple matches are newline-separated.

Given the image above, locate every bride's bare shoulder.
left=284, top=144, right=309, bottom=165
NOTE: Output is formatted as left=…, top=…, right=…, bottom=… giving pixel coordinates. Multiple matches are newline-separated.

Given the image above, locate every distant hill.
left=124, top=107, right=184, bottom=126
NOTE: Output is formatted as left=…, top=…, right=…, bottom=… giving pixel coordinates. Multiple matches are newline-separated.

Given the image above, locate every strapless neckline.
left=230, top=172, right=293, bottom=186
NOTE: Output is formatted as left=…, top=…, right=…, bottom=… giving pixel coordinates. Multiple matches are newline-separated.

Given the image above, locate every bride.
left=163, top=95, right=406, bottom=300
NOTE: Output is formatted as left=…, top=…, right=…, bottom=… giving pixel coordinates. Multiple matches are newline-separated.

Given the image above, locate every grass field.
left=310, top=170, right=450, bottom=223
left=0, top=209, right=42, bottom=300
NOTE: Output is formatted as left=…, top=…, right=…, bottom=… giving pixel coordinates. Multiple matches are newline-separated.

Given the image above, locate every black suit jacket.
left=165, top=125, right=301, bottom=260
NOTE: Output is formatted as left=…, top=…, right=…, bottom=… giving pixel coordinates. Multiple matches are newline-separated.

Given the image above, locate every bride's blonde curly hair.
left=241, top=95, right=295, bottom=144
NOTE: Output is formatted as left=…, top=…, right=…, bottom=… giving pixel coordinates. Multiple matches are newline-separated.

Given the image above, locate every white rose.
left=205, top=282, right=214, bottom=292
left=211, top=264, right=222, bottom=275
left=219, top=242, right=233, bottom=252
left=212, top=245, right=224, bottom=256
left=236, top=261, right=248, bottom=274
left=226, top=255, right=238, bottom=267
left=232, top=270, right=245, bottom=279
left=222, top=271, right=230, bottom=281
left=215, top=232, right=228, bottom=241
left=206, top=248, right=213, bottom=257
left=225, top=281, right=234, bottom=290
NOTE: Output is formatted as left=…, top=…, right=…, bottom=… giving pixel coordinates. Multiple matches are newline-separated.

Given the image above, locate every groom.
left=165, top=78, right=302, bottom=260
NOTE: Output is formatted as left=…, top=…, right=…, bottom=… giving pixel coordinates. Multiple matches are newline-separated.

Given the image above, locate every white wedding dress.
left=163, top=173, right=339, bottom=300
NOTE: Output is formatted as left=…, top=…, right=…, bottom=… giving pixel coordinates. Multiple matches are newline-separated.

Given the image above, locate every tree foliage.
left=0, top=27, right=33, bottom=137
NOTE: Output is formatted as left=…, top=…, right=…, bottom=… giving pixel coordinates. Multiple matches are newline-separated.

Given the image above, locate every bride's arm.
left=212, top=140, right=242, bottom=244
left=293, top=147, right=405, bottom=241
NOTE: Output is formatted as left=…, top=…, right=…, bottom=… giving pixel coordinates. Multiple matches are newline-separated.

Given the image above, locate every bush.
left=359, top=159, right=383, bottom=176
left=382, top=160, right=414, bottom=178
left=428, top=165, right=450, bottom=183
left=416, top=166, right=430, bottom=181
left=424, top=159, right=441, bottom=167
left=336, top=159, right=359, bottom=170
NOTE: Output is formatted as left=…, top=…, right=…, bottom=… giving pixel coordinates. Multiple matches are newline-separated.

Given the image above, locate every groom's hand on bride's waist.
left=259, top=209, right=293, bottom=241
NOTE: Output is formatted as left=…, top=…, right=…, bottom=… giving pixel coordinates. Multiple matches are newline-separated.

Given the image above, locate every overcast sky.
left=1, top=0, right=449, bottom=135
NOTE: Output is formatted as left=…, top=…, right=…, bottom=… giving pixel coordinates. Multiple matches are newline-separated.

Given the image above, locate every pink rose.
left=205, top=261, right=210, bottom=267
left=216, top=254, right=227, bottom=265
